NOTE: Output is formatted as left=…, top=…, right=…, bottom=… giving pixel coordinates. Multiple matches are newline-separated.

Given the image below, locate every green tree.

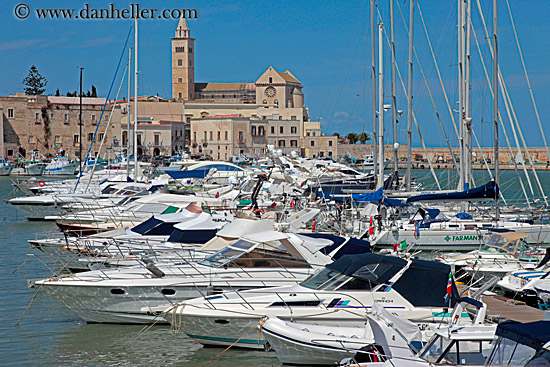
left=22, top=65, right=48, bottom=95
left=333, top=132, right=341, bottom=139
left=358, top=132, right=370, bottom=144
left=55, top=89, right=60, bottom=96
left=346, top=132, right=359, bottom=144
left=91, top=85, right=97, bottom=97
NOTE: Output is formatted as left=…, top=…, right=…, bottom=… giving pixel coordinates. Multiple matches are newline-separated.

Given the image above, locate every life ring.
left=38, top=180, right=46, bottom=187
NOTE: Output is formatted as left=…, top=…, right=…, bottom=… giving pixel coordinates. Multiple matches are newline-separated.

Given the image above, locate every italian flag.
left=446, top=272, right=453, bottom=295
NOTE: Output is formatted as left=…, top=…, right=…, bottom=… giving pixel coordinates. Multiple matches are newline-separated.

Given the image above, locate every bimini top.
left=496, top=321, right=550, bottom=350
left=327, top=253, right=407, bottom=284
left=326, top=253, right=458, bottom=307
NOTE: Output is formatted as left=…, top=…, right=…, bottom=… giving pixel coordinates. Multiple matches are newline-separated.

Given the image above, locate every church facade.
left=170, top=17, right=336, bottom=158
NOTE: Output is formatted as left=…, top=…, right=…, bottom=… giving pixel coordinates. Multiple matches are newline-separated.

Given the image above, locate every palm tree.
left=358, top=132, right=370, bottom=144
left=345, top=132, right=359, bottom=144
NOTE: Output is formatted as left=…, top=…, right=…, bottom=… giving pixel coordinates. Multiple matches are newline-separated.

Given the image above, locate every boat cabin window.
left=486, top=335, right=537, bottom=367
left=421, top=335, right=493, bottom=365
left=198, top=240, right=256, bottom=268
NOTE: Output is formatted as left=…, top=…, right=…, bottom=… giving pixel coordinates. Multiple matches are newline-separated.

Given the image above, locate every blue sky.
left=1, top=0, right=550, bottom=148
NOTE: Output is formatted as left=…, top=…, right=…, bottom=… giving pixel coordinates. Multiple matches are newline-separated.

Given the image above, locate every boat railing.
left=203, top=289, right=370, bottom=313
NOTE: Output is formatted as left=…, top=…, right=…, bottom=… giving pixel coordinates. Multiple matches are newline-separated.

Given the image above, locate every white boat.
left=0, top=158, right=13, bottom=176
left=33, top=230, right=349, bottom=323
left=44, top=156, right=79, bottom=175
left=10, top=160, right=47, bottom=176
left=164, top=253, right=464, bottom=349
left=437, top=232, right=544, bottom=279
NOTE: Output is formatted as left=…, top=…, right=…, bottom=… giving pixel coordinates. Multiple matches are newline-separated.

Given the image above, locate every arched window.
left=262, top=99, right=267, bottom=104
left=274, top=99, right=279, bottom=107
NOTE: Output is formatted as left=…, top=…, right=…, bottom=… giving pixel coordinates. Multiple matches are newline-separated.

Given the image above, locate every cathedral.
left=169, top=16, right=337, bottom=159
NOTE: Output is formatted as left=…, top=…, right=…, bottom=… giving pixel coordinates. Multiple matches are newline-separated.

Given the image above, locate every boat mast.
left=377, top=22, right=385, bottom=189
left=371, top=0, right=378, bottom=176
left=493, top=0, right=499, bottom=220
left=134, top=16, right=139, bottom=181
left=458, top=0, right=465, bottom=191
left=464, top=0, right=472, bottom=191
left=390, top=0, right=399, bottom=187
left=406, top=0, right=414, bottom=191
left=79, top=67, right=83, bottom=174
left=127, top=47, right=132, bottom=178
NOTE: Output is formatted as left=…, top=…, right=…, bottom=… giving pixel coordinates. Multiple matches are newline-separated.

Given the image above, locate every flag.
left=446, top=272, right=453, bottom=296
left=400, top=240, right=406, bottom=251
left=414, top=221, right=420, bottom=238
left=368, top=216, right=374, bottom=235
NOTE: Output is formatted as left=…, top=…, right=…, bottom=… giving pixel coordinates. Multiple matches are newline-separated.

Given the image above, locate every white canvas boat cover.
left=372, top=302, right=421, bottom=343
left=173, top=212, right=225, bottom=231
left=200, top=219, right=275, bottom=251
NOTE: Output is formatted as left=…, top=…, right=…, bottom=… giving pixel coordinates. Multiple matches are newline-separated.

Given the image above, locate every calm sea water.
left=1, top=169, right=549, bottom=366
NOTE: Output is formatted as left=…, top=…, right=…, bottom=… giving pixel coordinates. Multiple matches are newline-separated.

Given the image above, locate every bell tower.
left=171, top=17, right=195, bottom=101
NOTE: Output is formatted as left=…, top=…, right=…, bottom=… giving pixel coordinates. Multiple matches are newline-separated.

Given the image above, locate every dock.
left=482, top=295, right=547, bottom=323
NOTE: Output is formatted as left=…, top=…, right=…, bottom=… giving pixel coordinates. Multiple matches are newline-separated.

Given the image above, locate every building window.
left=278, top=140, right=285, bottom=147
left=193, top=131, right=197, bottom=142
left=269, top=77, right=272, bottom=84
left=312, top=132, right=316, bottom=137
left=291, top=126, right=297, bottom=134
left=238, top=131, right=244, bottom=143
left=290, top=140, right=297, bottom=147
left=175, top=46, right=185, bottom=52
left=280, top=126, right=284, bottom=134
left=178, top=92, right=183, bottom=100
left=251, top=126, right=256, bottom=136
left=189, top=47, right=193, bottom=53
left=54, top=135, right=60, bottom=144
left=217, top=131, right=220, bottom=141
left=73, top=135, right=79, bottom=144
left=204, top=131, right=207, bottom=141
left=154, top=134, right=160, bottom=145
left=50, top=112, right=54, bottom=119
left=329, top=140, right=333, bottom=147
left=262, top=99, right=267, bottom=104
left=274, top=99, right=278, bottom=107
left=210, top=131, right=213, bottom=141
left=177, top=59, right=182, bottom=66
left=91, top=114, right=96, bottom=125
left=271, top=126, right=275, bottom=134
left=35, top=112, right=40, bottom=121
left=99, top=133, right=104, bottom=141
left=258, top=126, right=264, bottom=136
left=291, top=115, right=297, bottom=120
left=307, top=132, right=310, bottom=137
left=224, top=131, right=228, bottom=140
left=88, top=133, right=94, bottom=141
left=28, top=135, right=33, bottom=143
left=178, top=77, right=182, bottom=83
left=64, top=113, right=69, bottom=123
left=310, top=140, right=315, bottom=147
left=7, top=108, right=13, bottom=118
left=7, top=150, right=13, bottom=156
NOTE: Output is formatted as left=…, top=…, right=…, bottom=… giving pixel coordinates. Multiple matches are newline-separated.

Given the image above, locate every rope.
left=202, top=317, right=268, bottom=367
left=121, top=311, right=168, bottom=350
left=15, top=283, right=44, bottom=327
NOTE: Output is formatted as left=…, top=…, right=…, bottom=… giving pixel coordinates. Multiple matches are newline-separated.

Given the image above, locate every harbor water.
left=1, top=170, right=549, bottom=366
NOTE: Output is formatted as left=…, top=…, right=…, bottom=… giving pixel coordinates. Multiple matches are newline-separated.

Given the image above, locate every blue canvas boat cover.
left=351, top=187, right=384, bottom=203
left=496, top=321, right=550, bottom=350
left=406, top=181, right=498, bottom=203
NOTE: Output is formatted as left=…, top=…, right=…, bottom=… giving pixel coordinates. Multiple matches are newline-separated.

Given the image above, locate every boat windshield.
left=482, top=234, right=516, bottom=254
left=301, top=268, right=351, bottom=291
left=198, top=239, right=256, bottom=268
left=420, top=335, right=494, bottom=365
left=486, top=335, right=537, bottom=367
left=525, top=349, right=550, bottom=366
